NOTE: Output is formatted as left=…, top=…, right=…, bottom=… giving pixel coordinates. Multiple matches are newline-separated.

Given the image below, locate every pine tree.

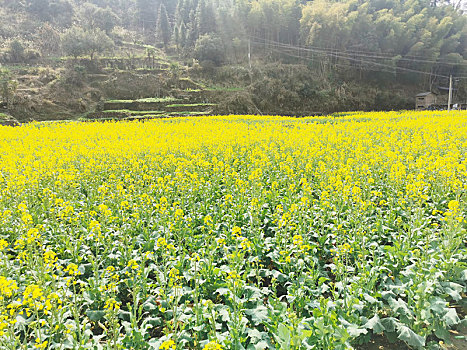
left=173, top=24, right=180, bottom=50
left=175, top=0, right=186, bottom=26
left=186, top=8, right=198, bottom=46
left=137, top=0, right=159, bottom=33
left=196, top=0, right=216, bottom=36
left=156, top=3, right=172, bottom=48
left=180, top=21, right=187, bottom=48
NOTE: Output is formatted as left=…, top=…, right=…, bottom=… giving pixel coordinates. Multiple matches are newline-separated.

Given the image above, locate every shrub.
left=194, top=34, right=225, bottom=66
left=9, top=40, right=25, bottom=62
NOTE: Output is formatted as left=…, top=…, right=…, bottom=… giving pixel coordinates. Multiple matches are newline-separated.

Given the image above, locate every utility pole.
left=448, top=74, right=453, bottom=111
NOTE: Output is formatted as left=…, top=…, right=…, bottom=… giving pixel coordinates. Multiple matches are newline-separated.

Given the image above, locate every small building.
left=415, top=92, right=437, bottom=110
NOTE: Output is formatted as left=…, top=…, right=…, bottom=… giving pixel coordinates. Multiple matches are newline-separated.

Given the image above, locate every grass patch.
left=205, top=87, right=245, bottom=92
left=136, top=97, right=178, bottom=103
left=168, top=111, right=211, bottom=116
left=166, top=103, right=216, bottom=108
left=105, top=100, right=134, bottom=104
left=125, top=114, right=166, bottom=120
left=182, top=87, right=244, bottom=92
left=106, top=97, right=179, bottom=104
left=330, top=111, right=362, bottom=118
left=102, top=110, right=165, bottom=115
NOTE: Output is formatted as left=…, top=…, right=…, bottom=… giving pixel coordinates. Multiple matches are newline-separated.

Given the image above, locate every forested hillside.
left=0, top=0, right=466, bottom=121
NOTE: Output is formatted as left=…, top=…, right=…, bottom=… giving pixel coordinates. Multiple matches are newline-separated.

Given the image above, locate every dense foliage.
left=1, top=1, right=466, bottom=67
left=0, top=0, right=465, bottom=101
left=0, top=112, right=465, bottom=349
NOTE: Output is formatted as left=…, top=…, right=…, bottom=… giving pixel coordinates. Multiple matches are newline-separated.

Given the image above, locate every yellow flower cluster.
left=104, top=298, right=121, bottom=311
left=203, top=341, right=223, bottom=350
left=160, top=339, right=176, bottom=350
left=64, top=263, right=81, bottom=276
left=0, top=240, right=7, bottom=251
left=0, top=111, right=465, bottom=347
left=0, top=277, right=18, bottom=300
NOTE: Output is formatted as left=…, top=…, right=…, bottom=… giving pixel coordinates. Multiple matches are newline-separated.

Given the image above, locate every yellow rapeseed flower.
left=203, top=341, right=223, bottom=350
left=160, top=339, right=176, bottom=350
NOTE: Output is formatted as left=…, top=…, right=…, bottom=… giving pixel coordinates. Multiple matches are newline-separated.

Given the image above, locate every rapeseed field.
left=0, top=111, right=465, bottom=349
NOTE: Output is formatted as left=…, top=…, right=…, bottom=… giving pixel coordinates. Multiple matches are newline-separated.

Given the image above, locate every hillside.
left=0, top=0, right=466, bottom=122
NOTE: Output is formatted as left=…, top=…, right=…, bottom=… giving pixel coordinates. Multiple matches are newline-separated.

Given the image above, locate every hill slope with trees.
left=0, top=0, right=466, bottom=121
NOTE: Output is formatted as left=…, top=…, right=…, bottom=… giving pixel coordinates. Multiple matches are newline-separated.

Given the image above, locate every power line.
left=250, top=36, right=467, bottom=79
left=251, top=22, right=465, bottom=62
left=267, top=46, right=398, bottom=75
left=251, top=39, right=448, bottom=78
left=249, top=34, right=467, bottom=67
left=249, top=35, right=467, bottom=68
left=266, top=45, right=408, bottom=75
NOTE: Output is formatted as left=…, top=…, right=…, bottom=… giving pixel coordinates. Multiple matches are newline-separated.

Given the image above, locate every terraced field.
left=86, top=94, right=218, bottom=121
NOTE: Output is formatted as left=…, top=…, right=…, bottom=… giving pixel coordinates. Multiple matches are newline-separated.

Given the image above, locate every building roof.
left=416, top=92, right=436, bottom=97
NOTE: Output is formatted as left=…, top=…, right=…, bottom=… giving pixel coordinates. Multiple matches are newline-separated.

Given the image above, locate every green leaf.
left=86, top=310, right=106, bottom=321
left=444, top=287, right=462, bottom=301
left=442, top=308, right=460, bottom=327
left=363, top=315, right=385, bottom=333
left=363, top=293, right=377, bottom=304
left=245, top=305, right=268, bottom=325
left=429, top=298, right=447, bottom=314
left=141, top=317, right=161, bottom=328
left=148, top=338, right=163, bottom=350
left=253, top=341, right=268, bottom=350
left=277, top=323, right=291, bottom=349
left=143, top=297, right=158, bottom=311
left=386, top=331, right=399, bottom=343
left=193, top=324, right=205, bottom=331
left=247, top=328, right=263, bottom=342
left=244, top=286, right=263, bottom=300
left=381, top=317, right=398, bottom=332
left=118, top=310, right=131, bottom=321
left=232, top=340, right=246, bottom=350
left=78, top=264, right=87, bottom=275
left=270, top=270, right=287, bottom=282
left=15, top=314, right=30, bottom=328
left=388, top=297, right=413, bottom=317
left=397, top=325, right=425, bottom=348
left=434, top=326, right=451, bottom=341
left=218, top=307, right=230, bottom=322
left=460, top=269, right=467, bottom=281
left=347, top=324, right=368, bottom=337
left=441, top=282, right=463, bottom=301
left=215, top=287, right=231, bottom=296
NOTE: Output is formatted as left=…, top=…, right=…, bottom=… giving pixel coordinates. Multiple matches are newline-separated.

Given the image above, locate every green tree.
left=62, top=27, right=87, bottom=59
left=300, top=0, right=467, bottom=80
left=48, top=0, right=74, bottom=27
left=0, top=69, right=18, bottom=108
left=194, top=33, right=225, bottom=65
left=26, top=0, right=50, bottom=20
left=156, top=3, right=172, bottom=47
left=9, top=40, right=25, bottom=62
left=95, top=7, right=119, bottom=34
left=38, top=23, right=61, bottom=57
left=196, top=0, right=217, bottom=36
left=62, top=27, right=114, bottom=60
left=81, top=4, right=119, bottom=34
left=187, top=5, right=201, bottom=46
left=179, top=21, right=188, bottom=48
left=175, top=0, right=191, bottom=26
left=137, top=0, right=159, bottom=35
left=247, top=0, right=302, bottom=45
